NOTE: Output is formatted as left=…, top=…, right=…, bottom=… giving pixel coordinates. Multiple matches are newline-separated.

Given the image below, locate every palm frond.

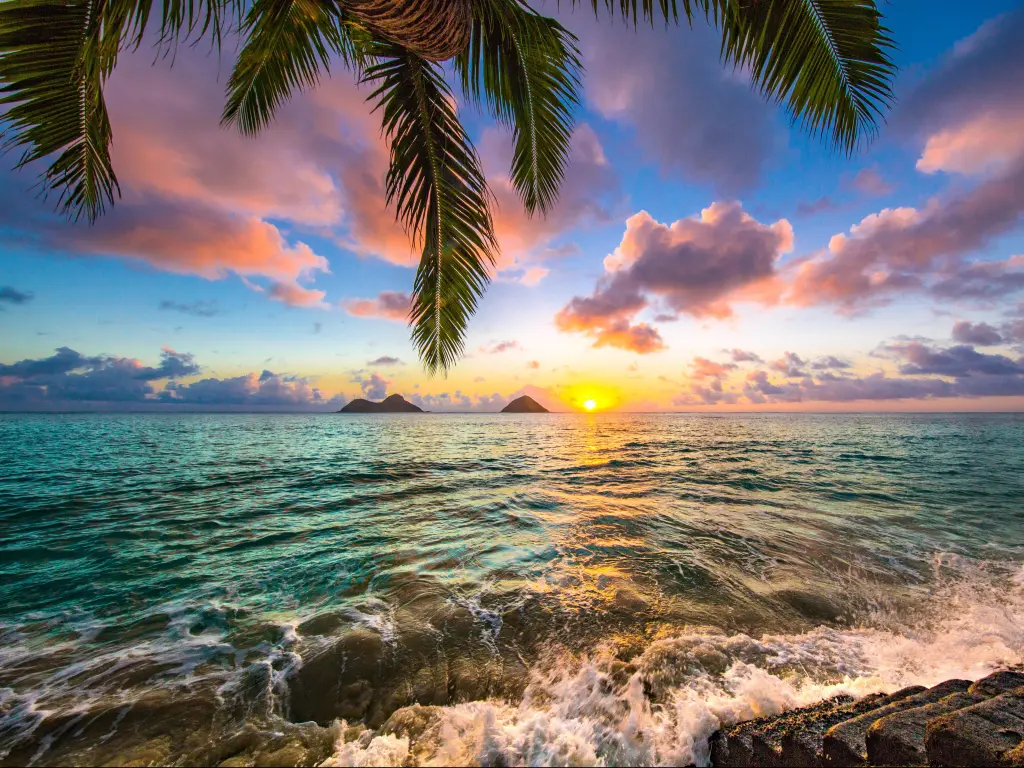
left=0, top=0, right=119, bottom=222
left=364, top=46, right=497, bottom=374
left=457, top=0, right=582, bottom=215
left=571, top=0, right=692, bottom=25
left=714, top=0, right=897, bottom=153
left=222, top=0, right=358, bottom=135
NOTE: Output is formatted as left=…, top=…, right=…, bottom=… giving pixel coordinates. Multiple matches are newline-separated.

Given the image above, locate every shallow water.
left=0, top=412, right=1022, bottom=766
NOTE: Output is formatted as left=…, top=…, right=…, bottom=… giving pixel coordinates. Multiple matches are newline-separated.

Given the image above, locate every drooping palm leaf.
left=456, top=0, right=582, bottom=215
left=0, top=0, right=119, bottom=222
left=715, top=0, right=896, bottom=152
left=222, top=0, right=358, bottom=135
left=575, top=0, right=896, bottom=153
left=364, top=46, right=497, bottom=374
left=0, top=0, right=241, bottom=223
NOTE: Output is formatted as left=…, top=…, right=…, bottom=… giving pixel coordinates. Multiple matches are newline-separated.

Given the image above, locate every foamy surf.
left=319, top=559, right=1024, bottom=767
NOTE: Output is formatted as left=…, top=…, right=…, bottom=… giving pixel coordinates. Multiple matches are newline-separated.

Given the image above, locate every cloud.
left=159, top=299, right=219, bottom=317
left=313, top=322, right=322, bottom=334
left=849, top=167, right=894, bottom=196
left=0, top=346, right=200, bottom=405
left=527, top=360, right=540, bottom=369
left=479, top=340, right=521, bottom=354
left=796, top=197, right=840, bottom=218
left=897, top=11, right=1024, bottom=178
left=518, top=267, right=550, bottom=286
left=786, top=161, right=1024, bottom=311
left=0, top=345, right=347, bottom=410
left=368, top=356, right=402, bottom=366
left=952, top=320, right=1003, bottom=346
left=0, top=286, right=33, bottom=306
left=165, top=371, right=344, bottom=408
left=353, top=372, right=390, bottom=400
left=556, top=202, right=792, bottom=351
left=811, top=355, right=853, bottom=370
left=570, top=13, right=777, bottom=193
left=727, top=349, right=764, bottom=364
left=882, top=341, right=1024, bottom=377
left=343, top=291, right=412, bottom=322
left=770, top=352, right=808, bottom=378
left=69, top=201, right=330, bottom=307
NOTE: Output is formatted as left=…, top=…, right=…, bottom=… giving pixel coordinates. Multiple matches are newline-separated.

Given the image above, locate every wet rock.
left=866, top=692, right=981, bottom=766
left=286, top=629, right=384, bottom=724
left=781, top=687, right=925, bottom=766
left=822, top=679, right=972, bottom=766
left=708, top=688, right=925, bottom=767
left=969, top=672, right=1024, bottom=698
left=925, top=687, right=1024, bottom=767
left=296, top=611, right=348, bottom=637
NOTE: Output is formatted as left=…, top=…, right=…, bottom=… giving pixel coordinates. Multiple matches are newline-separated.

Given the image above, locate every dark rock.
left=970, top=672, right=1024, bottom=698
left=822, top=679, right=972, bottom=766
left=286, top=629, right=385, bottom=724
left=500, top=395, right=549, bottom=413
left=926, top=687, right=1024, bottom=767
left=867, top=692, right=982, bottom=766
left=710, top=697, right=857, bottom=767
left=338, top=394, right=423, bottom=413
left=780, top=688, right=925, bottom=767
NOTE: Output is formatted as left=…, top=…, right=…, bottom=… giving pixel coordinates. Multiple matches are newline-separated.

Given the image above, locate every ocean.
left=1, top=412, right=1022, bottom=766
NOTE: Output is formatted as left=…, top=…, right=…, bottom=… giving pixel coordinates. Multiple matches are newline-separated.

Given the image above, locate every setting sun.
left=584, top=399, right=597, bottom=411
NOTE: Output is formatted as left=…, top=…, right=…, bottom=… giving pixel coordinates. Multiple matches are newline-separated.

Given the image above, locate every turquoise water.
left=1, top=413, right=1022, bottom=766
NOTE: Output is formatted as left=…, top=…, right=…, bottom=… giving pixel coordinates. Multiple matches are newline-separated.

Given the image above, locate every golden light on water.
left=584, top=399, right=597, bottom=411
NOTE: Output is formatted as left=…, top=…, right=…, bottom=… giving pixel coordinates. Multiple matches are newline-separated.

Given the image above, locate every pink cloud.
left=849, top=167, right=894, bottom=196
left=69, top=204, right=329, bottom=307
left=479, top=340, right=520, bottom=354
left=785, top=161, right=1024, bottom=311
left=342, top=291, right=412, bottom=322
left=916, top=112, right=1024, bottom=176
left=556, top=201, right=792, bottom=351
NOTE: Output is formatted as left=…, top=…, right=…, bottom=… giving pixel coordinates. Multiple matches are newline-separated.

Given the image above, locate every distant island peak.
left=338, top=394, right=423, bottom=413
left=501, top=395, right=549, bottom=413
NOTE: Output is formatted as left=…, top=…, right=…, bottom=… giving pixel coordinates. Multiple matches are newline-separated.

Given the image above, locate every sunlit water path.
left=1, top=413, right=1022, bottom=765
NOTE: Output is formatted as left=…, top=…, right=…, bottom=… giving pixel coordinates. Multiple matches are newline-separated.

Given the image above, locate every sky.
left=2, top=0, right=1024, bottom=412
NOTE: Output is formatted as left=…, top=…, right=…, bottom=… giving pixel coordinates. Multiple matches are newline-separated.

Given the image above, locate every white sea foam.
left=320, top=558, right=1024, bottom=767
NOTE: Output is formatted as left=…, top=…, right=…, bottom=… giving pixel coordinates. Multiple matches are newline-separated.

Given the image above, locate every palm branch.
left=221, top=0, right=359, bottom=135
left=363, top=45, right=497, bottom=374
left=578, top=0, right=896, bottom=153
left=456, top=0, right=582, bottom=215
left=1, top=0, right=898, bottom=373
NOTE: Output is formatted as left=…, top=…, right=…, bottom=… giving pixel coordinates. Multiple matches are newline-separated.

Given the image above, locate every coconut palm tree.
left=0, top=0, right=896, bottom=373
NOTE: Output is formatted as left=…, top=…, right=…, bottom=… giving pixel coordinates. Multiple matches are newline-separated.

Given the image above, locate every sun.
left=583, top=399, right=597, bottom=411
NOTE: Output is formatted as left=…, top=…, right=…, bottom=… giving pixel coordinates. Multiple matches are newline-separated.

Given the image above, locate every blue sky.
left=2, top=0, right=1024, bottom=411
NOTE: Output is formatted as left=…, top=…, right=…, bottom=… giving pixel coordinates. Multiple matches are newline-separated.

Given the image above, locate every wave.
left=321, top=556, right=1024, bottom=767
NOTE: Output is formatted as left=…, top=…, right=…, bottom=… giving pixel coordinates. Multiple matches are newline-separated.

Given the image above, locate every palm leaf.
left=573, top=0, right=895, bottom=152
left=0, top=0, right=119, bottom=222
left=221, top=0, right=358, bottom=135
left=363, top=46, right=497, bottom=374
left=572, top=0, right=691, bottom=25
left=456, top=0, right=582, bottom=215
left=714, top=0, right=897, bottom=153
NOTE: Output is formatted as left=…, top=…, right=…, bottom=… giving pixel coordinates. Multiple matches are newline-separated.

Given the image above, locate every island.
left=337, top=394, right=423, bottom=413
left=500, top=395, right=549, bottom=413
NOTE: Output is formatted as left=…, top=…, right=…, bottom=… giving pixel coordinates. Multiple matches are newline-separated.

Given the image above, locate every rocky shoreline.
left=709, top=670, right=1024, bottom=767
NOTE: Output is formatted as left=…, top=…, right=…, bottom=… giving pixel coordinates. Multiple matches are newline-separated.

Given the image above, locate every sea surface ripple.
left=0, top=413, right=1022, bottom=766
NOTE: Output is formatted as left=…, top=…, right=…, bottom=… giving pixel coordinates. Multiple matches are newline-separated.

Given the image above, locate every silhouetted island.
left=501, top=395, right=549, bottom=413
left=338, top=394, right=423, bottom=413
